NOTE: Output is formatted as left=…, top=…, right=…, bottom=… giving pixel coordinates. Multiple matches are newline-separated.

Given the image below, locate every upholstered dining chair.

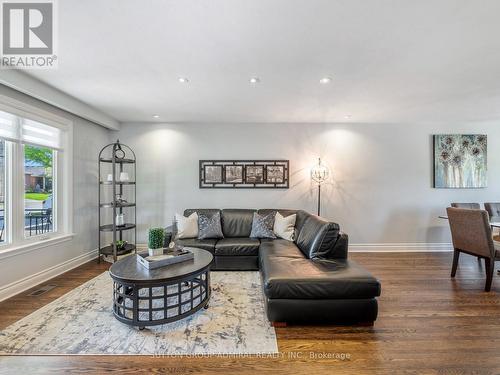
left=450, top=203, right=482, bottom=260
left=450, top=202, right=481, bottom=209
left=446, top=207, right=499, bottom=291
left=484, top=202, right=500, bottom=241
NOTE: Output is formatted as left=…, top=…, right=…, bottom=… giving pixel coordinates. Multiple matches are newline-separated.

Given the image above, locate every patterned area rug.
left=0, top=271, right=278, bottom=355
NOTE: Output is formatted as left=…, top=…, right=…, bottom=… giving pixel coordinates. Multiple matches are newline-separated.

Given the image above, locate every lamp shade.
left=311, top=158, right=329, bottom=184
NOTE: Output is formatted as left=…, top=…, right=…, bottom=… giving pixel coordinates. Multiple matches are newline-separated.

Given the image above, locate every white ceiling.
left=23, top=0, right=500, bottom=124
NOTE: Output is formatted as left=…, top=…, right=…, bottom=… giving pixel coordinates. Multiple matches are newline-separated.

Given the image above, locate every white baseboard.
left=0, top=248, right=98, bottom=302
left=349, top=242, right=453, bottom=252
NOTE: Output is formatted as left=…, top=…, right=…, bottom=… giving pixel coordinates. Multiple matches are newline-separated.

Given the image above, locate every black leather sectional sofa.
left=166, top=208, right=381, bottom=325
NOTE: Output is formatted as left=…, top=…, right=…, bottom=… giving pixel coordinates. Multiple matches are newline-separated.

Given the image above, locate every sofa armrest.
left=328, top=231, right=348, bottom=259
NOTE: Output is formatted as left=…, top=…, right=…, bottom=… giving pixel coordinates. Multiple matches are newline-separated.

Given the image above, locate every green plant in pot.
left=148, top=228, right=165, bottom=256
left=114, top=240, right=128, bottom=251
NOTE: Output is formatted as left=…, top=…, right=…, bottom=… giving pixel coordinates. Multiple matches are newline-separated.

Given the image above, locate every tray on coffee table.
left=136, top=247, right=195, bottom=269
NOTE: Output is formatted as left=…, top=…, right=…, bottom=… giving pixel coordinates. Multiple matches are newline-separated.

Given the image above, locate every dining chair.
left=484, top=203, right=500, bottom=241
left=446, top=207, right=499, bottom=291
left=450, top=203, right=482, bottom=260
left=450, top=203, right=481, bottom=209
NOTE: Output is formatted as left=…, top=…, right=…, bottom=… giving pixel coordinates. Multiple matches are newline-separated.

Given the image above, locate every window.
left=24, top=145, right=54, bottom=237
left=0, top=100, right=72, bottom=253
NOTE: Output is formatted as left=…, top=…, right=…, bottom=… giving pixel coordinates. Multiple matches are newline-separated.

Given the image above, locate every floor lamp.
left=311, top=158, right=330, bottom=216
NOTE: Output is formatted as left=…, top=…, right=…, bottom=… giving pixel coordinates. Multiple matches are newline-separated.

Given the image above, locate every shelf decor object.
left=311, top=157, right=330, bottom=216
left=199, top=160, right=289, bottom=188
left=98, top=140, right=137, bottom=262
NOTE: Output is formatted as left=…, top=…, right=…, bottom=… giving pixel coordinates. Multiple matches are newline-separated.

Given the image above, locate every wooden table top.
left=109, top=247, right=213, bottom=283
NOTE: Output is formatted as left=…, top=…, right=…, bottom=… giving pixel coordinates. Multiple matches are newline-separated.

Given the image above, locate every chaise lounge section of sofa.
left=166, top=208, right=381, bottom=325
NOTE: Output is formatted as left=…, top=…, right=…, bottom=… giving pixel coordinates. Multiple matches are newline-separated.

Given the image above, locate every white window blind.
left=0, top=110, right=62, bottom=149
left=22, top=118, right=62, bottom=149
left=0, top=110, right=19, bottom=142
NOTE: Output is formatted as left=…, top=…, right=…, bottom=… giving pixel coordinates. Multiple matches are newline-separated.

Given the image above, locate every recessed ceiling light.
left=250, top=77, right=260, bottom=84
left=320, top=77, right=332, bottom=84
left=178, top=77, right=189, bottom=83
left=153, top=115, right=160, bottom=119
left=344, top=115, right=352, bottom=119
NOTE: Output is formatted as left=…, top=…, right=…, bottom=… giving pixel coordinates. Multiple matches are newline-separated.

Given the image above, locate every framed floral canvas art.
left=433, top=134, right=487, bottom=188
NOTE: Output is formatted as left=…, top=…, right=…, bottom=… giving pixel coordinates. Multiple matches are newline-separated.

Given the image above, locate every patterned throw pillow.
left=250, top=212, right=277, bottom=239
left=198, top=211, right=224, bottom=239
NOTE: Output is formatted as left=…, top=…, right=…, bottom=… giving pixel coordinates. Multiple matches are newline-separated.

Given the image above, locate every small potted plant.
left=115, top=240, right=128, bottom=251
left=148, top=227, right=165, bottom=256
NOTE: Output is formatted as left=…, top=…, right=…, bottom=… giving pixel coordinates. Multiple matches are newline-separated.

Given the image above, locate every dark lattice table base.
left=112, top=269, right=210, bottom=328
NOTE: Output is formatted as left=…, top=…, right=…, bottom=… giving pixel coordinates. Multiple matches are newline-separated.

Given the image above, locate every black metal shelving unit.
left=98, top=140, right=137, bottom=262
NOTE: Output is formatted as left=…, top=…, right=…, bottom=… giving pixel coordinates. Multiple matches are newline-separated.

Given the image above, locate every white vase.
left=116, top=213, right=125, bottom=226
left=119, top=172, right=129, bottom=182
left=148, top=248, right=163, bottom=256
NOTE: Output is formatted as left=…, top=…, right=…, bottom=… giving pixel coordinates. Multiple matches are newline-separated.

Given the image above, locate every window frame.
left=0, top=94, right=73, bottom=256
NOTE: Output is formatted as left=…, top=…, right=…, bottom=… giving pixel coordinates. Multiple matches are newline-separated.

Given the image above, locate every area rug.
left=0, top=271, right=278, bottom=355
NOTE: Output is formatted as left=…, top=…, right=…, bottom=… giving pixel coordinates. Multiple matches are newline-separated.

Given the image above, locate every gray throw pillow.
left=198, top=211, right=224, bottom=239
left=250, top=212, right=277, bottom=239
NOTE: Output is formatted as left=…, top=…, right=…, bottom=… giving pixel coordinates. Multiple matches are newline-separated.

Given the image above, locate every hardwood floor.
left=1, top=252, right=499, bottom=374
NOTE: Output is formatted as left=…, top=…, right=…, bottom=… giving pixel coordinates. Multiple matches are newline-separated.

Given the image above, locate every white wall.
left=0, top=85, right=110, bottom=300
left=118, top=121, right=500, bottom=250
left=2, top=111, right=497, bottom=299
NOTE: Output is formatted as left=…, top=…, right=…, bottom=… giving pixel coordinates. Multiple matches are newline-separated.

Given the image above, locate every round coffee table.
left=109, top=247, right=213, bottom=329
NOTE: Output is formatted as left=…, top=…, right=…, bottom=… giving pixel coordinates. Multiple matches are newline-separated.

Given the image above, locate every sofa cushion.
left=261, top=256, right=381, bottom=300
left=174, top=212, right=198, bottom=239
left=250, top=212, right=276, bottom=239
left=215, top=237, right=260, bottom=256
left=175, top=238, right=217, bottom=253
left=198, top=211, right=224, bottom=239
left=273, top=212, right=296, bottom=240
left=295, top=215, right=340, bottom=259
left=258, top=209, right=308, bottom=241
left=221, top=209, right=256, bottom=237
left=259, top=239, right=304, bottom=259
